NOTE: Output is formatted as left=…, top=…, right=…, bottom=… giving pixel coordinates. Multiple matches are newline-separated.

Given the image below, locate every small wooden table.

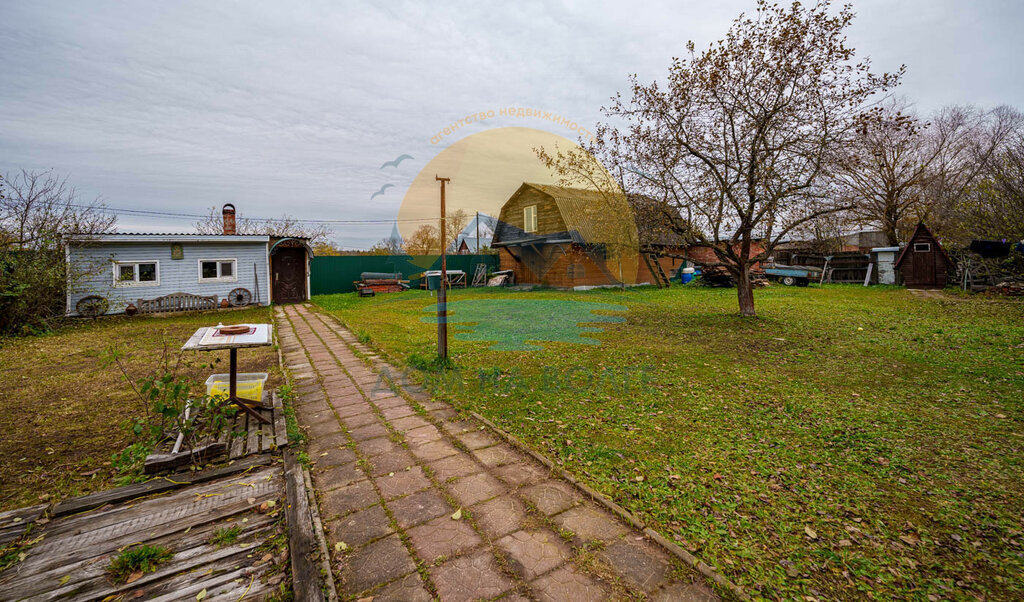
left=183, top=323, right=273, bottom=424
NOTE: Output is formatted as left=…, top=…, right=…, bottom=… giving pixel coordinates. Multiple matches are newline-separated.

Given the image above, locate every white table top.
left=182, top=323, right=273, bottom=351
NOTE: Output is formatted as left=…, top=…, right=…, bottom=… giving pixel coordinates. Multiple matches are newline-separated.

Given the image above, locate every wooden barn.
left=491, top=183, right=689, bottom=288
left=894, top=222, right=954, bottom=289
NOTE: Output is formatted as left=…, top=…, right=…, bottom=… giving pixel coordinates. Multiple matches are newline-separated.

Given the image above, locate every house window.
left=524, top=205, right=538, bottom=233
left=913, top=242, right=931, bottom=252
left=113, top=261, right=159, bottom=286
left=199, top=258, right=238, bottom=282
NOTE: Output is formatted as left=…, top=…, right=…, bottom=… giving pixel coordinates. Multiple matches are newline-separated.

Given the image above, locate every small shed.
left=894, top=222, right=954, bottom=289
left=871, top=246, right=901, bottom=285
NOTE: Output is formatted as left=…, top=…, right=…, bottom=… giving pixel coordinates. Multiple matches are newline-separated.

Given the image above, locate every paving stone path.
left=276, top=304, right=719, bottom=601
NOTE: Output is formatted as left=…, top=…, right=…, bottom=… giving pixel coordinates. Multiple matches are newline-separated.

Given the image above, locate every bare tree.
left=834, top=98, right=939, bottom=245
left=443, top=209, right=470, bottom=253
left=403, top=224, right=440, bottom=255
left=569, top=0, right=902, bottom=315
left=1, top=169, right=116, bottom=251
left=193, top=206, right=331, bottom=244
left=1, top=170, right=116, bottom=333
left=924, top=105, right=1023, bottom=242
left=368, top=236, right=404, bottom=255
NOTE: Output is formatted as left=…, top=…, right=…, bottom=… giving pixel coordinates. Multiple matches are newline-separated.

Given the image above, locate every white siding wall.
left=67, top=241, right=270, bottom=315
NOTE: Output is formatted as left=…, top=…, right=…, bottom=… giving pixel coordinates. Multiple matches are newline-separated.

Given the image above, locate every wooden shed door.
left=272, top=248, right=306, bottom=303
left=913, top=249, right=935, bottom=286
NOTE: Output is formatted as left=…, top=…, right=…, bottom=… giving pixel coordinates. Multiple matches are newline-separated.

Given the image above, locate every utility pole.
left=436, top=175, right=450, bottom=359
left=476, top=211, right=480, bottom=253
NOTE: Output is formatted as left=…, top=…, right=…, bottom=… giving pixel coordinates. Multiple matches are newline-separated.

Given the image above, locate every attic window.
left=913, top=242, right=931, bottom=252
left=524, top=205, right=537, bottom=233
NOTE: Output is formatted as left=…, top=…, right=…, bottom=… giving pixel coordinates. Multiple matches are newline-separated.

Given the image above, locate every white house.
left=64, top=205, right=311, bottom=315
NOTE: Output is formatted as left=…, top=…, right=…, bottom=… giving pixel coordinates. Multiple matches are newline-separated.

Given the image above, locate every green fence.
left=310, top=254, right=500, bottom=295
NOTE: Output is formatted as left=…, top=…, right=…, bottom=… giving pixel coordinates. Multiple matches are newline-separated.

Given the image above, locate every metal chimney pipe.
left=222, top=203, right=236, bottom=235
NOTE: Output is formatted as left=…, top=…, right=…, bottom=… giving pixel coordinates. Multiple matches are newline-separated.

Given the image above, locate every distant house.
left=490, top=183, right=690, bottom=288
left=64, top=205, right=312, bottom=315
left=894, top=222, right=954, bottom=289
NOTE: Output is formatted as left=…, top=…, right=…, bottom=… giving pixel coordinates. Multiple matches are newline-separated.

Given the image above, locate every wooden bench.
left=137, top=292, right=218, bottom=314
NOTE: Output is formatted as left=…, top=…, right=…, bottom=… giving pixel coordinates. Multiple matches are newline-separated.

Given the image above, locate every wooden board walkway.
left=0, top=464, right=287, bottom=601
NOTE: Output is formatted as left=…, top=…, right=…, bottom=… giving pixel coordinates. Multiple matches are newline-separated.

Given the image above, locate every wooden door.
left=912, top=249, right=935, bottom=287
left=272, top=248, right=306, bottom=303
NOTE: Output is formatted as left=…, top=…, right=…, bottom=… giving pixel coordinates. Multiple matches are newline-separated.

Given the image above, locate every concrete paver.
left=276, top=304, right=718, bottom=601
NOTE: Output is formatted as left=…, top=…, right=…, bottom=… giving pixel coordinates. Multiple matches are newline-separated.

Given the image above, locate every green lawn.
left=0, top=307, right=279, bottom=511
left=313, top=285, right=1024, bottom=600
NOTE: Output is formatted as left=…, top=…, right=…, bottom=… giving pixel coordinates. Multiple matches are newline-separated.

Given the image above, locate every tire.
left=782, top=276, right=796, bottom=286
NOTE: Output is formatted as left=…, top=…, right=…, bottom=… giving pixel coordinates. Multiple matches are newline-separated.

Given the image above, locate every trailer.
left=764, top=265, right=822, bottom=286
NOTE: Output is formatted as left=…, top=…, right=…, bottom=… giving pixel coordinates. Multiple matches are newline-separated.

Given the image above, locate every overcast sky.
left=2, top=0, right=1021, bottom=248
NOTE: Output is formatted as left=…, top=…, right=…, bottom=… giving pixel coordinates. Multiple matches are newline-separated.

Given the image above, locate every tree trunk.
left=736, top=266, right=756, bottom=317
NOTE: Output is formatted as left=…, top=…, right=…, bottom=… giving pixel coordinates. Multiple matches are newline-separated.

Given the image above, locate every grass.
left=209, top=524, right=243, bottom=547
left=107, top=544, right=173, bottom=583
left=312, top=285, right=1024, bottom=600
left=0, top=306, right=279, bottom=511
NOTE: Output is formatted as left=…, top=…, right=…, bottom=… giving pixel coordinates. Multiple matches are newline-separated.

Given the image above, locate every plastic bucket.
left=205, top=372, right=268, bottom=402
left=426, top=274, right=441, bottom=290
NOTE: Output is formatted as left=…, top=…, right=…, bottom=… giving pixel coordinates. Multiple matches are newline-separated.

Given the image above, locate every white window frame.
left=524, top=205, right=538, bottom=233
left=198, top=258, right=238, bottom=283
left=112, top=260, right=160, bottom=287
left=913, top=242, right=931, bottom=252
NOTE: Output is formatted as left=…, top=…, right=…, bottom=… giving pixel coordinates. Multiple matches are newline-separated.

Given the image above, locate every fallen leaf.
left=838, top=539, right=852, bottom=547
left=196, top=588, right=207, bottom=601
left=335, top=541, right=348, bottom=552
left=126, top=571, right=143, bottom=584
left=58, top=575, right=71, bottom=585
left=804, top=526, right=818, bottom=540
left=451, top=508, right=462, bottom=520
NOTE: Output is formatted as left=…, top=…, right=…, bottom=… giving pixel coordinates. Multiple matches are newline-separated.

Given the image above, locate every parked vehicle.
left=764, top=264, right=822, bottom=286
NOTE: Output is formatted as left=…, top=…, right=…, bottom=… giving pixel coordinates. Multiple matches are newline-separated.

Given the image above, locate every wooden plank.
left=31, top=468, right=282, bottom=558
left=273, top=393, right=289, bottom=449
left=144, top=442, right=228, bottom=474
left=229, top=413, right=247, bottom=459
left=14, top=480, right=282, bottom=588
left=16, top=521, right=278, bottom=601
left=246, top=410, right=260, bottom=455
left=1, top=469, right=282, bottom=595
left=51, top=454, right=273, bottom=518
left=284, top=448, right=323, bottom=601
